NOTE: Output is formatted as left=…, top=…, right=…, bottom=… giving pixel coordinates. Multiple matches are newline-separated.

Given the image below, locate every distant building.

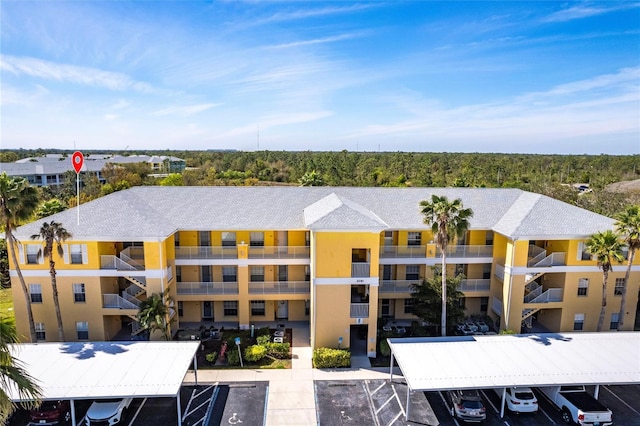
left=0, top=154, right=186, bottom=186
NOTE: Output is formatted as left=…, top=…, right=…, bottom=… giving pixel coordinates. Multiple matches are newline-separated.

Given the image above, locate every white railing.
left=103, top=294, right=138, bottom=309
left=525, top=281, right=540, bottom=293
left=532, top=252, right=566, bottom=267
left=122, top=292, right=141, bottom=307
left=166, top=266, right=173, bottom=282
left=122, top=246, right=144, bottom=260
left=528, top=244, right=546, bottom=258
left=491, top=297, right=503, bottom=316
left=379, top=245, right=426, bottom=258
left=120, top=252, right=144, bottom=270
left=248, top=281, right=310, bottom=294
left=126, top=276, right=147, bottom=287
left=494, top=264, right=505, bottom=281
left=458, top=279, right=491, bottom=292
left=524, top=286, right=543, bottom=303
left=350, top=303, right=369, bottom=318
left=248, top=246, right=310, bottom=259
left=100, top=255, right=143, bottom=271
left=379, top=280, right=418, bottom=293
left=175, top=246, right=238, bottom=259
left=176, top=282, right=239, bottom=295
left=436, top=245, right=493, bottom=258
left=526, top=288, right=563, bottom=304
left=352, top=263, right=370, bottom=278
left=528, top=250, right=547, bottom=267
left=125, top=284, right=144, bottom=297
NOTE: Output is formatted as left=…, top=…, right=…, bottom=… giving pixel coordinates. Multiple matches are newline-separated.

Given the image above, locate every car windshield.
left=514, top=392, right=535, bottom=400
left=462, top=400, right=483, bottom=409
left=34, top=401, right=58, bottom=411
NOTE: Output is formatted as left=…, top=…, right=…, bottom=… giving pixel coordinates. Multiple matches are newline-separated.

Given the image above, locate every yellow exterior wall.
left=468, top=230, right=486, bottom=245
left=288, top=300, right=309, bottom=321
left=314, top=232, right=380, bottom=278
left=314, top=285, right=351, bottom=348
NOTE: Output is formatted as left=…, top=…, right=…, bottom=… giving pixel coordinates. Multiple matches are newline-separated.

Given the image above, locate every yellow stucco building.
left=9, top=187, right=639, bottom=356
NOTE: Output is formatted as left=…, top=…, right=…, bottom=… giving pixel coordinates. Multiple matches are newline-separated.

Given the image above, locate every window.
left=201, top=266, right=212, bottom=282
left=304, top=265, right=310, bottom=281
left=458, top=297, right=466, bottom=308
left=278, top=265, right=288, bottom=282
left=404, top=299, right=415, bottom=314
left=251, top=300, right=266, bottom=316
left=250, top=266, right=264, bottom=282
left=199, top=231, right=210, bottom=246
left=455, top=264, right=465, bottom=276
left=480, top=297, right=489, bottom=312
left=35, top=322, right=46, bottom=341
left=483, top=263, right=492, bottom=279
left=577, top=278, right=589, bottom=296
left=73, top=283, right=86, bottom=303
left=176, top=266, right=182, bottom=282
left=610, top=313, right=619, bottom=330
left=305, top=300, right=310, bottom=316
left=174, top=232, right=180, bottom=247
left=614, top=278, right=625, bottom=296
left=67, top=244, right=86, bottom=264
left=26, top=245, right=40, bottom=264
left=221, top=232, right=236, bottom=247
left=178, top=301, right=184, bottom=317
left=222, top=266, right=237, bottom=282
left=406, top=265, right=419, bottom=281
left=223, top=301, right=238, bottom=316
left=382, top=265, right=392, bottom=281
left=573, top=314, right=585, bottom=331
left=381, top=299, right=390, bottom=316
left=250, top=232, right=264, bottom=247
left=29, top=284, right=42, bottom=303
left=76, top=321, right=89, bottom=340
left=485, top=231, right=494, bottom=245
left=577, top=242, right=591, bottom=261
left=407, top=232, right=421, bottom=246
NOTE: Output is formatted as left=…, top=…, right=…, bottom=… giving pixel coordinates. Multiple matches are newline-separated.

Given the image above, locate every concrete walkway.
left=182, top=324, right=403, bottom=426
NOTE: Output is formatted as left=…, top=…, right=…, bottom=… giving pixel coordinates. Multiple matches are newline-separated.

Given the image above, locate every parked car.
left=28, top=400, right=71, bottom=425
left=464, top=322, right=479, bottom=332
left=450, top=389, right=486, bottom=423
left=494, top=387, right=538, bottom=413
left=475, top=321, right=490, bottom=332
left=86, top=398, right=132, bottom=425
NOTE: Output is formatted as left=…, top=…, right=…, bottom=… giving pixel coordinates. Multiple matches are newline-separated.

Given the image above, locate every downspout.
left=505, top=239, right=516, bottom=331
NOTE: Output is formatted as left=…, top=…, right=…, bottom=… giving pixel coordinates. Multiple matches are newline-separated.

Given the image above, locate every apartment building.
left=9, top=187, right=639, bottom=356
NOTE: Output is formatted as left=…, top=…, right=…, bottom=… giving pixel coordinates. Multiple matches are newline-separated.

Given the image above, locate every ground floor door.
left=277, top=300, right=288, bottom=319
left=349, top=324, right=368, bottom=356
left=202, top=301, right=213, bottom=320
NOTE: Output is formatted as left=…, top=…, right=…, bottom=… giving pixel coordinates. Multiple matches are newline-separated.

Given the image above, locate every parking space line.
left=374, top=395, right=395, bottom=414
left=362, top=381, right=381, bottom=426
left=386, top=411, right=403, bottom=426
left=390, top=383, right=405, bottom=418
left=535, top=391, right=558, bottom=424
left=438, top=391, right=462, bottom=426
left=604, top=385, right=640, bottom=415
left=480, top=389, right=499, bottom=414
left=371, top=381, right=386, bottom=396
left=127, top=397, right=147, bottom=426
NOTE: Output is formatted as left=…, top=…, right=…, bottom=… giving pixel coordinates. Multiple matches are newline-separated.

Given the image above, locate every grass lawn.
left=0, top=286, right=15, bottom=321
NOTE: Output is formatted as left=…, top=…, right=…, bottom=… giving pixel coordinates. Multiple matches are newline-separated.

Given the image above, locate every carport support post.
left=405, top=387, right=411, bottom=421
left=193, top=354, right=199, bottom=386
left=389, top=350, right=395, bottom=381
left=594, top=384, right=600, bottom=399
left=500, top=387, right=506, bottom=418
left=177, top=391, right=182, bottom=426
left=70, top=399, right=76, bottom=426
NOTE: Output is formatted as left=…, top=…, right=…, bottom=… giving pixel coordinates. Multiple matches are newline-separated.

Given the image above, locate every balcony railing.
left=103, top=294, right=138, bottom=309
left=100, top=255, right=144, bottom=271
left=436, top=245, right=493, bottom=258
left=352, top=262, right=371, bottom=278
left=176, top=282, right=239, bottom=295
left=458, top=278, right=491, bottom=292
left=175, top=246, right=238, bottom=260
left=524, top=288, right=563, bottom=304
left=248, top=281, right=310, bottom=294
left=494, top=264, right=505, bottom=281
left=491, top=297, right=503, bottom=316
left=379, top=280, right=418, bottom=293
left=350, top=303, right=369, bottom=318
left=248, top=246, right=310, bottom=259
left=379, top=245, right=426, bottom=258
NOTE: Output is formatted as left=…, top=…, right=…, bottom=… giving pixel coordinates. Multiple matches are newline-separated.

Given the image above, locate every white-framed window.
left=176, top=266, right=182, bottom=282
left=577, top=242, right=591, bottom=261
left=404, top=298, right=415, bottom=314
left=250, top=266, right=264, bottom=282
left=199, top=231, right=210, bottom=246
left=609, top=312, right=620, bottom=330
left=222, top=266, right=237, bottom=282
left=406, top=265, right=419, bottom=280
left=250, top=232, right=264, bottom=247
left=73, top=283, right=86, bottom=303
left=26, top=245, right=40, bottom=264
left=573, top=313, right=585, bottom=331
left=223, top=301, right=238, bottom=316
left=29, top=284, right=42, bottom=303
left=614, top=278, right=625, bottom=296
left=35, top=322, right=46, bottom=341
left=251, top=300, right=266, bottom=316
left=221, top=232, right=236, bottom=247
left=577, top=278, right=589, bottom=296
left=201, top=266, right=212, bottom=282
left=76, top=321, right=89, bottom=340
left=407, top=232, right=421, bottom=246
left=64, top=244, right=87, bottom=264
left=480, top=297, right=489, bottom=312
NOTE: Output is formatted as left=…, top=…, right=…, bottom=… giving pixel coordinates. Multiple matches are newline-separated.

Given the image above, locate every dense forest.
left=2, top=149, right=639, bottom=218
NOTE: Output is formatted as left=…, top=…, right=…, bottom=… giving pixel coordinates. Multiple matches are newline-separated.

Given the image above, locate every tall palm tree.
left=0, top=173, right=39, bottom=343
left=586, top=230, right=624, bottom=332
left=420, top=194, right=473, bottom=336
left=31, top=221, right=71, bottom=342
left=614, top=205, right=640, bottom=330
left=137, top=291, right=173, bottom=341
left=0, top=317, right=41, bottom=424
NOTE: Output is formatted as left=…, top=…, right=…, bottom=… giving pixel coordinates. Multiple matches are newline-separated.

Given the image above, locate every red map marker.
left=72, top=151, right=84, bottom=174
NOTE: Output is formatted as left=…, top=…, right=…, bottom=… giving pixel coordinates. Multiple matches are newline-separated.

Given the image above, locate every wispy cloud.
left=542, top=3, right=639, bottom=23
left=151, top=103, right=221, bottom=117
left=265, top=32, right=367, bottom=49
left=250, top=3, right=378, bottom=26
left=0, top=55, right=155, bottom=93
left=223, top=110, right=333, bottom=137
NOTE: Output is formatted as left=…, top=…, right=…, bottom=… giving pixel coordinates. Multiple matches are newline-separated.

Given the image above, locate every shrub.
left=312, top=347, right=350, bottom=368
left=256, top=334, right=271, bottom=345
left=226, top=345, right=241, bottom=366
left=244, top=345, right=267, bottom=362
left=265, top=342, right=290, bottom=359
left=205, top=351, right=217, bottom=364
left=256, top=327, right=271, bottom=337
left=379, top=339, right=390, bottom=357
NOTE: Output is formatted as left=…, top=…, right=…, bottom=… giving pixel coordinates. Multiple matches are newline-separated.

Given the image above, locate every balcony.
left=175, top=246, right=238, bottom=260
left=248, top=246, right=310, bottom=259
left=379, top=280, right=418, bottom=293
left=248, top=281, right=310, bottom=294
left=176, top=282, right=239, bottom=295
left=524, top=288, right=563, bottom=304
left=100, top=255, right=144, bottom=271
left=458, top=278, right=491, bottom=292
left=351, top=262, right=371, bottom=278
left=436, top=245, right=493, bottom=258
left=103, top=294, right=138, bottom=310
left=350, top=303, right=369, bottom=318
left=379, top=245, right=426, bottom=258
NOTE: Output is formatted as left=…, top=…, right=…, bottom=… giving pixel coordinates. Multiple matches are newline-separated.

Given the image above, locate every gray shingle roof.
left=13, top=186, right=615, bottom=242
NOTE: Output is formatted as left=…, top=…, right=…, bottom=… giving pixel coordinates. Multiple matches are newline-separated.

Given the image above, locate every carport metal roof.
left=388, top=332, right=640, bottom=392
left=7, top=341, right=201, bottom=401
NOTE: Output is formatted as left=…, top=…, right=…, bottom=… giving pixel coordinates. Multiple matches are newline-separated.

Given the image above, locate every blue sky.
left=1, top=1, right=639, bottom=154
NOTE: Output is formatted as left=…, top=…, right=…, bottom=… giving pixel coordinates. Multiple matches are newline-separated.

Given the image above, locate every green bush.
left=312, top=347, right=350, bottom=368
left=256, top=334, right=271, bottom=345
left=379, top=339, right=390, bottom=357
left=265, top=342, right=290, bottom=359
left=226, top=345, right=241, bottom=366
left=244, top=345, right=267, bottom=362
left=205, top=351, right=217, bottom=363
left=256, top=327, right=271, bottom=337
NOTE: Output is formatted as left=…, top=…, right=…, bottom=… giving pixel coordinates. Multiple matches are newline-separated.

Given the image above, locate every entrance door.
left=277, top=300, right=288, bottom=319
left=202, top=301, right=213, bottom=320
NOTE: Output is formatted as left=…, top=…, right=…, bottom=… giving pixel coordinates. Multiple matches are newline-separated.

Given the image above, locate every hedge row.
left=312, top=347, right=351, bottom=368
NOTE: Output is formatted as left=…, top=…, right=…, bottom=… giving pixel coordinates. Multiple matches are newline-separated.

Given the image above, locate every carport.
left=388, top=332, right=640, bottom=420
left=7, top=341, right=201, bottom=426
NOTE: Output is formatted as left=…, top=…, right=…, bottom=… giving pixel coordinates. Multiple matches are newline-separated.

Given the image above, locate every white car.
left=494, top=387, right=538, bottom=413
left=86, top=398, right=132, bottom=425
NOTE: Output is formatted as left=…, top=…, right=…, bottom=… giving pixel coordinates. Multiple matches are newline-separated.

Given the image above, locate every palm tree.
left=0, top=317, right=41, bottom=424
left=0, top=172, right=40, bottom=343
left=31, top=221, right=71, bottom=342
left=137, top=291, right=173, bottom=341
left=586, top=230, right=624, bottom=332
left=420, top=194, right=473, bottom=336
left=614, top=205, right=640, bottom=330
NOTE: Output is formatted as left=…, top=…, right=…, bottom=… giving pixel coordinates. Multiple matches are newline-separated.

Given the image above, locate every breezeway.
left=387, top=332, right=640, bottom=420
